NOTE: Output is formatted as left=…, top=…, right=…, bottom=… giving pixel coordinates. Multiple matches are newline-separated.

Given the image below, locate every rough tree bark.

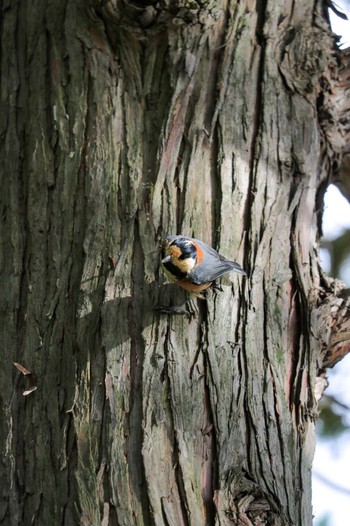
left=1, top=1, right=350, bottom=525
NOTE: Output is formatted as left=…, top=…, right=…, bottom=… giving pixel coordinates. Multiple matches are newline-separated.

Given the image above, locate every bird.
left=161, top=235, right=246, bottom=298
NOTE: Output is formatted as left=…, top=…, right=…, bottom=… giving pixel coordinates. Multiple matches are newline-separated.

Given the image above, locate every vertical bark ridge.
left=128, top=219, right=152, bottom=525
left=163, top=326, right=191, bottom=526
left=243, top=2, right=266, bottom=269
left=197, top=303, right=218, bottom=526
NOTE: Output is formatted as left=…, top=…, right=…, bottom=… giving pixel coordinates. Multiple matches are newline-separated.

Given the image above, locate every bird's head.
left=161, top=236, right=197, bottom=275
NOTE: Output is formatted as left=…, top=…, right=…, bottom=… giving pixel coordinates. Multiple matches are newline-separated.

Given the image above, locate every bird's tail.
left=228, top=261, right=246, bottom=275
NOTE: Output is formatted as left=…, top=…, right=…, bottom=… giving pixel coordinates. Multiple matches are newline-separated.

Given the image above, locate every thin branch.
left=323, top=393, right=350, bottom=412
left=313, top=470, right=350, bottom=496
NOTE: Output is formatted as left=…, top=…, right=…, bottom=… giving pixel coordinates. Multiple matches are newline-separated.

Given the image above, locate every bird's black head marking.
left=170, top=238, right=197, bottom=261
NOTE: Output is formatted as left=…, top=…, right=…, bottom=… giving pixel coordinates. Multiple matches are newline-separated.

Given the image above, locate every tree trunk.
left=1, top=1, right=349, bottom=525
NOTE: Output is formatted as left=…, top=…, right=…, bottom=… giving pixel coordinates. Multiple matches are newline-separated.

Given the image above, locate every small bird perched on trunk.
left=161, top=235, right=246, bottom=298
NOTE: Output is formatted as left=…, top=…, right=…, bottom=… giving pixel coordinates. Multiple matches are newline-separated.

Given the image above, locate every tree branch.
left=319, top=47, right=350, bottom=202
left=312, top=280, right=350, bottom=368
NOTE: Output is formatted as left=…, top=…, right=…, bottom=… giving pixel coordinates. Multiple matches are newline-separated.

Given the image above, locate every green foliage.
left=322, top=228, right=350, bottom=284
left=317, top=395, right=350, bottom=439
left=314, top=512, right=331, bottom=526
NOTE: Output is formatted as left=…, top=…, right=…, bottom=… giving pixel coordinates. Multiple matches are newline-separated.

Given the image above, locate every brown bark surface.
left=1, top=1, right=349, bottom=525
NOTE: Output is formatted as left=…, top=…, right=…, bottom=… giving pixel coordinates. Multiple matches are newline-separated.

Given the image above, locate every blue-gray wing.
left=188, top=256, right=246, bottom=285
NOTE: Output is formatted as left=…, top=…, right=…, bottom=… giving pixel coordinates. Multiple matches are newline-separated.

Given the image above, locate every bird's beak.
left=162, top=255, right=171, bottom=264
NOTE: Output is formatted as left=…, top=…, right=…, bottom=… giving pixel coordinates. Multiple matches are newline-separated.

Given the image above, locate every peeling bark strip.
left=0, top=1, right=348, bottom=525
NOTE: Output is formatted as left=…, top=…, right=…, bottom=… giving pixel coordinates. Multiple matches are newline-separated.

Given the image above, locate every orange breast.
left=177, top=279, right=212, bottom=292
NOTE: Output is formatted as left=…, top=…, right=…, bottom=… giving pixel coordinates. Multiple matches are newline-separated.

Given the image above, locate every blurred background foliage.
left=317, top=394, right=350, bottom=439
left=315, top=181, right=350, bottom=525
left=322, top=229, right=350, bottom=284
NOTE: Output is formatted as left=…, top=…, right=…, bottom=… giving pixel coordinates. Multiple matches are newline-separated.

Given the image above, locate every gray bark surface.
left=1, top=1, right=349, bottom=525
